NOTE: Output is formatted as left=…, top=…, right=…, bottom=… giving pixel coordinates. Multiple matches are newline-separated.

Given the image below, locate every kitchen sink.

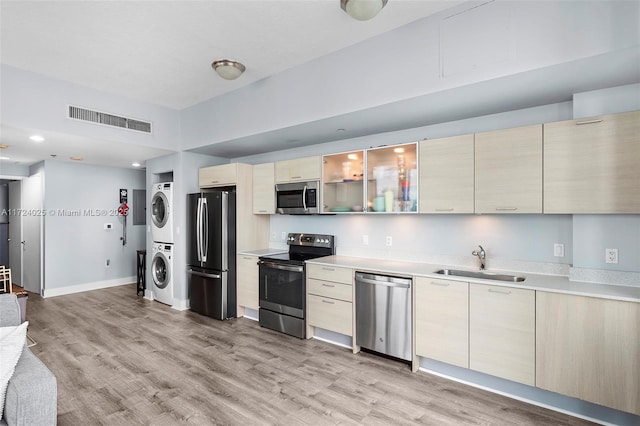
left=434, top=269, right=526, bottom=282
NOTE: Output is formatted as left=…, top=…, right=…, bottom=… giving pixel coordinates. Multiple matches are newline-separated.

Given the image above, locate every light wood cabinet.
left=544, top=110, right=640, bottom=213
left=419, top=134, right=474, bottom=214
left=536, top=292, right=640, bottom=415
left=275, top=156, right=321, bottom=183
left=252, top=163, right=275, bottom=214
left=415, top=277, right=469, bottom=368
left=306, top=265, right=354, bottom=339
left=469, top=283, right=535, bottom=385
left=475, top=124, right=542, bottom=213
left=199, top=163, right=238, bottom=187
left=236, top=254, right=259, bottom=312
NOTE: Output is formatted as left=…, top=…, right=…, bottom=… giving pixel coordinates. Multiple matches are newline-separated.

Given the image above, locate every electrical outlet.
left=105, top=259, right=111, bottom=268
left=362, top=235, right=369, bottom=245
left=605, top=248, right=618, bottom=264
left=104, top=223, right=112, bottom=230
left=553, top=243, right=564, bottom=257
left=385, top=236, right=392, bottom=246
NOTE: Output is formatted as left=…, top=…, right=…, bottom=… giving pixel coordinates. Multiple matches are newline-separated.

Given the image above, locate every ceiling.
left=1, top=1, right=638, bottom=169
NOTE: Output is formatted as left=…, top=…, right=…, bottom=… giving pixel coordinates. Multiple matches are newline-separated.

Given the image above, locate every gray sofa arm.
left=3, top=347, right=57, bottom=426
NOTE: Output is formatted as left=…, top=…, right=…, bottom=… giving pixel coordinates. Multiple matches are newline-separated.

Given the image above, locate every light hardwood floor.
left=25, top=284, right=594, bottom=426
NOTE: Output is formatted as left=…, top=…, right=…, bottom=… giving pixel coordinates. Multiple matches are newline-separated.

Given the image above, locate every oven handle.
left=258, top=261, right=304, bottom=273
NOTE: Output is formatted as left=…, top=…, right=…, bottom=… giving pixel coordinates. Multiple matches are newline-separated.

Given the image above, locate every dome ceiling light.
left=211, top=59, right=246, bottom=80
left=341, top=0, right=388, bottom=21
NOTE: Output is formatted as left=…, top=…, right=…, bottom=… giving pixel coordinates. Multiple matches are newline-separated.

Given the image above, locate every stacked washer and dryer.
left=150, top=182, right=174, bottom=305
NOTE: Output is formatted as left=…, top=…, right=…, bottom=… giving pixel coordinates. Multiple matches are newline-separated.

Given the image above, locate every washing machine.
left=151, top=182, right=173, bottom=243
left=152, top=242, right=173, bottom=305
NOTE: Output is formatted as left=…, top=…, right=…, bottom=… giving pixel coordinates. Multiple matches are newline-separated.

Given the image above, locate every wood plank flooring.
left=25, top=284, right=594, bottom=425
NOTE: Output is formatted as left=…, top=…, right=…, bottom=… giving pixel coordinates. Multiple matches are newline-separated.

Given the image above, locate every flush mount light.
left=29, top=135, right=45, bottom=142
left=341, top=0, right=388, bottom=21
left=132, top=162, right=141, bottom=167
left=211, top=59, right=246, bottom=80
left=0, top=156, right=10, bottom=160
left=0, top=144, right=8, bottom=149
left=70, top=156, right=83, bottom=161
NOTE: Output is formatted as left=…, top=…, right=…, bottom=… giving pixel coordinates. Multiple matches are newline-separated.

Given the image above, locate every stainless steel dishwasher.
left=355, top=271, right=412, bottom=361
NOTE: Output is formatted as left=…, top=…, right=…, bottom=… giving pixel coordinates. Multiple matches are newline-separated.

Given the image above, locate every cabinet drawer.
left=307, top=278, right=352, bottom=302
left=307, top=294, right=352, bottom=336
left=306, top=264, right=352, bottom=284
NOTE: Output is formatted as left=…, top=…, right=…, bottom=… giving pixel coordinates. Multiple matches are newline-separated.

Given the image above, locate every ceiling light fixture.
left=70, top=156, right=83, bottom=161
left=211, top=59, right=246, bottom=80
left=0, top=144, right=8, bottom=149
left=341, top=0, right=388, bottom=21
left=132, top=162, right=141, bottom=167
left=0, top=156, right=10, bottom=160
left=30, top=135, right=45, bottom=142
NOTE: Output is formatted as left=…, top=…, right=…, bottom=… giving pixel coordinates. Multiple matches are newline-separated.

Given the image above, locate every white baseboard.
left=43, top=276, right=136, bottom=298
left=171, top=299, right=189, bottom=311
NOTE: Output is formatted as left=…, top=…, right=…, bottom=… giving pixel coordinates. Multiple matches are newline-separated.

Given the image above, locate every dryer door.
left=152, top=252, right=170, bottom=289
left=151, top=191, right=169, bottom=228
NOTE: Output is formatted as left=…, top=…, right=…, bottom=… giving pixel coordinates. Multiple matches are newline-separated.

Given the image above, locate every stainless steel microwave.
left=275, top=181, right=319, bottom=214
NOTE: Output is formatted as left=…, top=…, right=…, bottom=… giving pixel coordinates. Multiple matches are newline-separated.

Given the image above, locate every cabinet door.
left=415, top=277, right=469, bottom=368
left=536, top=292, right=640, bottom=415
left=236, top=254, right=259, bottom=310
left=419, top=135, right=474, bottom=213
left=199, top=164, right=237, bottom=187
left=307, top=294, right=352, bottom=336
left=322, top=151, right=365, bottom=213
left=475, top=125, right=542, bottom=213
left=469, top=284, right=535, bottom=385
left=252, top=163, right=275, bottom=214
left=275, top=156, right=321, bottom=183
left=544, top=110, right=640, bottom=213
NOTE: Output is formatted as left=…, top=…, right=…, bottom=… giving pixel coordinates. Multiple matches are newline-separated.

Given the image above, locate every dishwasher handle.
left=355, top=272, right=411, bottom=288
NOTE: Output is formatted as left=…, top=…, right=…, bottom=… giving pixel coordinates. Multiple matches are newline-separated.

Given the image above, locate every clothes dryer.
left=151, top=182, right=173, bottom=243
left=152, top=242, right=173, bottom=305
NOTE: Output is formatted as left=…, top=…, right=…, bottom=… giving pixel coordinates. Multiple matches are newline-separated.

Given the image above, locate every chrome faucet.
left=472, top=245, right=486, bottom=270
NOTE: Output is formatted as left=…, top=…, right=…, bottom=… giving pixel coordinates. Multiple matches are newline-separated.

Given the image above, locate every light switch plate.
left=553, top=243, right=564, bottom=257
left=362, top=235, right=369, bottom=245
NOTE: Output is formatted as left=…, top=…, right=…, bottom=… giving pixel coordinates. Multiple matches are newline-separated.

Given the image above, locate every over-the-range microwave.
left=275, top=181, right=319, bottom=214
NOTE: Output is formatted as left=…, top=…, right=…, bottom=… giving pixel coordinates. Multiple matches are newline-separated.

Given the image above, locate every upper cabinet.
left=275, top=156, right=322, bottom=183
left=199, top=163, right=239, bottom=188
left=419, top=135, right=474, bottom=214
left=366, top=143, right=418, bottom=213
left=252, top=162, right=275, bottom=214
left=322, top=151, right=365, bottom=213
left=475, top=124, right=543, bottom=214
left=544, top=110, right=640, bottom=214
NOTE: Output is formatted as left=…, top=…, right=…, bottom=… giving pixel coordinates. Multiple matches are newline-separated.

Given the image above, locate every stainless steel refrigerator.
left=187, top=189, right=236, bottom=320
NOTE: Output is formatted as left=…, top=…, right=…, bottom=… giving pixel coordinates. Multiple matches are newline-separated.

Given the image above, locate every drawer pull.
left=321, top=283, right=335, bottom=288
left=488, top=288, right=512, bottom=295
left=291, top=175, right=302, bottom=179
left=211, top=180, right=219, bottom=183
left=435, top=208, right=454, bottom=212
left=495, top=207, right=518, bottom=211
left=576, top=119, right=603, bottom=125
left=242, top=256, right=252, bottom=260
left=257, top=210, right=267, bottom=213
left=321, top=267, right=335, bottom=271
left=321, top=299, right=335, bottom=304
left=430, top=281, right=450, bottom=287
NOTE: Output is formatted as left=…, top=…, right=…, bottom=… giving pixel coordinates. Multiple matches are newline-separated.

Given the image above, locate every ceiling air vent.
left=68, top=105, right=152, bottom=133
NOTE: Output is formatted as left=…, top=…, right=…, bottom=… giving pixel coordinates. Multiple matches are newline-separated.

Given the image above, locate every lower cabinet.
left=469, top=283, right=535, bottom=386
left=236, top=254, right=259, bottom=312
left=536, top=292, right=640, bottom=415
left=306, top=264, right=353, bottom=339
left=415, top=277, right=469, bottom=368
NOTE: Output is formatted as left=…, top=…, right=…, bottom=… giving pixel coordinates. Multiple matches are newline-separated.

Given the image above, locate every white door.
left=22, top=174, right=42, bottom=294
left=8, top=180, right=22, bottom=286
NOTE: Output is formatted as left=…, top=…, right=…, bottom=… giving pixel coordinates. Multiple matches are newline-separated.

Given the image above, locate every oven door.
left=275, top=181, right=318, bottom=214
left=258, top=261, right=305, bottom=318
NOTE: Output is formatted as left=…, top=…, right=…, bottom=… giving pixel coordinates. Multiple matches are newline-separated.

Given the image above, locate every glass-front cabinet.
left=321, top=143, right=418, bottom=214
left=322, top=150, right=365, bottom=213
left=366, top=143, right=418, bottom=213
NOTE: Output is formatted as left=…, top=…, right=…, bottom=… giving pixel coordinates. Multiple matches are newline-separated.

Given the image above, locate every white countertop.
left=238, top=248, right=287, bottom=257
left=306, top=255, right=640, bottom=303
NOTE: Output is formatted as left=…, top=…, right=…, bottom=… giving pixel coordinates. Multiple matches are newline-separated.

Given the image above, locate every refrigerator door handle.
left=201, top=197, right=209, bottom=262
left=187, top=269, right=221, bottom=279
left=196, top=197, right=203, bottom=262
left=221, top=191, right=228, bottom=271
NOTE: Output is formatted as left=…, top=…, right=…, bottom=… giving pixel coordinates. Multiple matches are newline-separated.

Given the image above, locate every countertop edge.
left=306, top=255, right=640, bottom=303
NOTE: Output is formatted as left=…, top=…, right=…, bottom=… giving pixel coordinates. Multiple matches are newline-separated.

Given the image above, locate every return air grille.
left=68, top=105, right=152, bottom=133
